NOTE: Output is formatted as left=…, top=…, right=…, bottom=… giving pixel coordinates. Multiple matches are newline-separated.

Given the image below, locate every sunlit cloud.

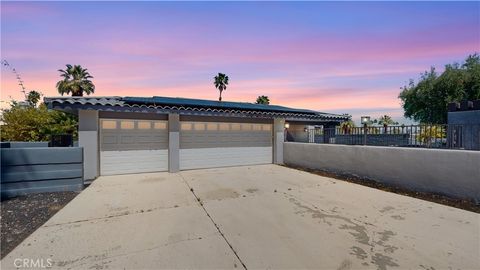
left=1, top=1, right=478, bottom=122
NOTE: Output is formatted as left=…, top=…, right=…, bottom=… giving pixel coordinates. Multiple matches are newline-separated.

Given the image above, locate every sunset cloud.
left=1, top=1, right=478, bottom=123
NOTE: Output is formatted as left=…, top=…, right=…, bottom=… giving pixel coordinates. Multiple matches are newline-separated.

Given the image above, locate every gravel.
left=1, top=191, right=79, bottom=258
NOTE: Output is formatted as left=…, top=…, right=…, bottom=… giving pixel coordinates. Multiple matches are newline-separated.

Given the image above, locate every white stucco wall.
left=284, top=142, right=480, bottom=200
left=79, top=110, right=99, bottom=181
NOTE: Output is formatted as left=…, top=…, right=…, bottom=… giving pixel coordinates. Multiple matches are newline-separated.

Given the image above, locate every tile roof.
left=44, top=96, right=349, bottom=121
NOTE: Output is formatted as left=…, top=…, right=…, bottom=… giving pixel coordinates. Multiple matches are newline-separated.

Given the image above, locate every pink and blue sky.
left=1, top=1, right=479, bottom=123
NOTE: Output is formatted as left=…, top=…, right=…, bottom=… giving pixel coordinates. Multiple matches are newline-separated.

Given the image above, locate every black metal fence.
left=290, top=124, right=480, bottom=151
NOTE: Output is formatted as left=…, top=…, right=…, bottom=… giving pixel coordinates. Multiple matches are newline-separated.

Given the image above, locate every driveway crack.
left=179, top=173, right=248, bottom=270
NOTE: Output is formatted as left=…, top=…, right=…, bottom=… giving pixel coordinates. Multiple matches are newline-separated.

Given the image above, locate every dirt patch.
left=1, top=191, right=79, bottom=258
left=285, top=165, right=480, bottom=213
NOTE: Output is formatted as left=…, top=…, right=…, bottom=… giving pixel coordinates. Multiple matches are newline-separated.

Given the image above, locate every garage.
left=179, top=120, right=272, bottom=170
left=99, top=119, right=169, bottom=175
left=45, top=96, right=348, bottom=181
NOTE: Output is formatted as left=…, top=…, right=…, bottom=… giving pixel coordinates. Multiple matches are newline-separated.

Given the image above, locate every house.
left=45, top=96, right=349, bottom=181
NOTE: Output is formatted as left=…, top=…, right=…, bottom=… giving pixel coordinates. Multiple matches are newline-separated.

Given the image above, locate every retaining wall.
left=1, top=147, right=84, bottom=198
left=284, top=142, right=480, bottom=201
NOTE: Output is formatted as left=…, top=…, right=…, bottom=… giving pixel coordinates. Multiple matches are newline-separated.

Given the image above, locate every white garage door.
left=100, top=119, right=168, bottom=175
left=180, top=121, right=272, bottom=170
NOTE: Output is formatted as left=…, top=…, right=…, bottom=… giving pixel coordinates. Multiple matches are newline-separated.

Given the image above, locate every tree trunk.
left=219, top=90, right=222, bottom=101
left=72, top=91, right=83, bottom=97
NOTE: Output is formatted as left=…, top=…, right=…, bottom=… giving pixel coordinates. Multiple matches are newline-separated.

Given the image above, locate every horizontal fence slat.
left=1, top=179, right=83, bottom=198
left=1, top=147, right=83, bottom=166
left=1, top=147, right=84, bottom=198
left=1, top=168, right=83, bottom=183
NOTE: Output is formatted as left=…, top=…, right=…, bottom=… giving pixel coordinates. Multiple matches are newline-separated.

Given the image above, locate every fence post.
left=363, top=123, right=368, bottom=145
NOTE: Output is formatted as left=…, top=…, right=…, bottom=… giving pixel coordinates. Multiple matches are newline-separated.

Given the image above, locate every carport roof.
left=44, top=96, right=350, bottom=122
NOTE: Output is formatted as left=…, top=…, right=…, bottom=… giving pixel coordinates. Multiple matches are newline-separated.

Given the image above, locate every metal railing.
left=287, top=124, right=480, bottom=151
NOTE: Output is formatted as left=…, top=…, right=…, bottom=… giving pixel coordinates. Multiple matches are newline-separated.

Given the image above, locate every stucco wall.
left=284, top=142, right=480, bottom=201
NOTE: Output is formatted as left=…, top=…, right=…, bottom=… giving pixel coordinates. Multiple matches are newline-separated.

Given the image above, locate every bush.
left=0, top=103, right=78, bottom=142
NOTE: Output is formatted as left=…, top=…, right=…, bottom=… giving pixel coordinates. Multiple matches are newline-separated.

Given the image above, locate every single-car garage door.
left=100, top=119, right=168, bottom=175
left=180, top=121, right=272, bottom=170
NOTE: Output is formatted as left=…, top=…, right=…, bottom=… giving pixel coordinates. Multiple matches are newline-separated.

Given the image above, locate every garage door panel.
left=100, top=119, right=168, bottom=175
left=180, top=147, right=272, bottom=170
left=100, top=150, right=168, bottom=175
left=180, top=121, right=273, bottom=170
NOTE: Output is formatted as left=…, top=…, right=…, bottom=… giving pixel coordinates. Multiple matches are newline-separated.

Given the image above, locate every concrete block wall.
left=284, top=142, right=480, bottom=201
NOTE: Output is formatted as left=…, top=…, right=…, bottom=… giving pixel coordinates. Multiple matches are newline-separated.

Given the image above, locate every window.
left=194, top=123, right=206, bottom=131
left=231, top=123, right=241, bottom=131
left=241, top=124, right=252, bottom=131
left=102, top=120, right=117, bottom=129
left=252, top=124, right=262, bottom=131
left=137, top=121, right=151, bottom=129
left=181, top=123, right=192, bottom=131
left=262, top=124, right=272, bottom=131
left=120, top=121, right=134, bottom=129
left=207, top=123, right=217, bottom=131
left=154, top=122, right=167, bottom=129
left=219, top=123, right=230, bottom=131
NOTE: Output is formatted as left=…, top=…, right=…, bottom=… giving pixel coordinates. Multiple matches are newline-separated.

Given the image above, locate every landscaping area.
left=0, top=191, right=79, bottom=258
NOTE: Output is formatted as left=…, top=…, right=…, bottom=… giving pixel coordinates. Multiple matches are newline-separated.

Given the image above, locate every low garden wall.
left=284, top=142, right=480, bottom=201
left=1, top=147, right=84, bottom=199
left=1, top=141, right=49, bottom=148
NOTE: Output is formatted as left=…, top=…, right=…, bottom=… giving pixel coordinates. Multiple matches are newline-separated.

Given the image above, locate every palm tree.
left=56, top=64, right=95, bottom=97
left=214, top=73, right=229, bottom=101
left=376, top=115, right=399, bottom=126
left=26, top=90, right=41, bottom=107
left=255, top=95, right=270, bottom=105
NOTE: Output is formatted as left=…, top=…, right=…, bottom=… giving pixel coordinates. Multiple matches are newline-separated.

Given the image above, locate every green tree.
left=399, top=53, right=480, bottom=124
left=56, top=64, right=95, bottom=97
left=255, top=95, right=270, bottom=105
left=214, top=73, right=229, bottom=101
left=0, top=102, right=78, bottom=142
left=26, top=90, right=42, bottom=107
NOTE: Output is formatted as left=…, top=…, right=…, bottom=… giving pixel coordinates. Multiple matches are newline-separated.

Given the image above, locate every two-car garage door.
left=100, top=119, right=168, bottom=175
left=179, top=121, right=272, bottom=170
left=100, top=118, right=273, bottom=175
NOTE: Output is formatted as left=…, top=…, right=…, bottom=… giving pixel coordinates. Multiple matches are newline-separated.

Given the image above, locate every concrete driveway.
left=2, top=165, right=478, bottom=269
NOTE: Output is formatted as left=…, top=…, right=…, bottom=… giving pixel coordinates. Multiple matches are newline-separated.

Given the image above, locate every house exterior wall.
left=286, top=124, right=309, bottom=142
left=80, top=109, right=287, bottom=175
left=79, top=110, right=99, bottom=181
left=273, top=118, right=285, bottom=164
left=284, top=142, right=480, bottom=201
left=168, top=113, right=180, bottom=173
